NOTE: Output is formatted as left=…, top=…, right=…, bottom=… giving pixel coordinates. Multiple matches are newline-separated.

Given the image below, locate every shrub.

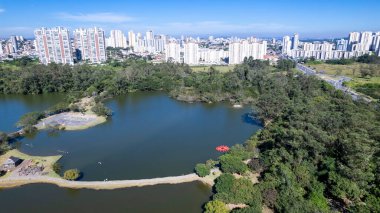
left=214, top=173, right=259, bottom=205
left=91, top=103, right=112, bottom=117
left=204, top=200, right=229, bottom=213
left=229, top=144, right=252, bottom=160
left=52, top=162, right=62, bottom=174
left=0, top=132, right=8, bottom=143
left=248, top=158, right=263, bottom=173
left=16, top=112, right=45, bottom=128
left=46, top=102, right=70, bottom=115
left=231, top=206, right=261, bottom=213
left=195, top=163, right=210, bottom=177
left=219, top=154, right=248, bottom=174
left=262, top=188, right=278, bottom=208
left=63, top=169, right=81, bottom=180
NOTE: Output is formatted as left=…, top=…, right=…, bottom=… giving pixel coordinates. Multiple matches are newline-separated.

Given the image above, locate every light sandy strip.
left=0, top=173, right=209, bottom=190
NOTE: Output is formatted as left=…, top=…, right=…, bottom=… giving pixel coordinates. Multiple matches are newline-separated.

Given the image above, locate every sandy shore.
left=35, top=112, right=106, bottom=131
left=0, top=173, right=210, bottom=190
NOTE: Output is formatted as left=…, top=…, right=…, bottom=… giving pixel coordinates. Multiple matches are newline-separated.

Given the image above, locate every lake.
left=0, top=92, right=261, bottom=212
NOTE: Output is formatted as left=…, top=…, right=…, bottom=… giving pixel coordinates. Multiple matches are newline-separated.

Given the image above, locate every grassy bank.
left=191, top=65, right=235, bottom=73
left=0, top=149, right=62, bottom=178
left=306, top=62, right=380, bottom=99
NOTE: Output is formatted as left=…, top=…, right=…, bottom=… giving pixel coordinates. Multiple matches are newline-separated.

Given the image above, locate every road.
left=296, top=63, right=371, bottom=102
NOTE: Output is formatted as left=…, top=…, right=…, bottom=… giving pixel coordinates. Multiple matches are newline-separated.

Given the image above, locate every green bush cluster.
left=63, top=169, right=81, bottom=181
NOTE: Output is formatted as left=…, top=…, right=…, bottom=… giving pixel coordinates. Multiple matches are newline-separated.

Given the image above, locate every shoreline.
left=35, top=111, right=106, bottom=131
left=0, top=173, right=211, bottom=190
left=0, top=150, right=217, bottom=190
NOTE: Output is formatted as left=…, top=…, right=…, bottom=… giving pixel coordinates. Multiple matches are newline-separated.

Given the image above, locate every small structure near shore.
left=1, top=156, right=23, bottom=171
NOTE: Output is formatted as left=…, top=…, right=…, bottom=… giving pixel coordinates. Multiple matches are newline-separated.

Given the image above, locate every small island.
left=35, top=96, right=109, bottom=131
left=35, top=112, right=106, bottom=131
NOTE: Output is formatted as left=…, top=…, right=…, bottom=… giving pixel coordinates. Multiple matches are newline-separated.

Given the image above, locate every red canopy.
left=216, top=145, right=230, bottom=152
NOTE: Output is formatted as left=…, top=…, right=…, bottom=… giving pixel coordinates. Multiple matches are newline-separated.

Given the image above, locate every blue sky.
left=0, top=0, right=379, bottom=38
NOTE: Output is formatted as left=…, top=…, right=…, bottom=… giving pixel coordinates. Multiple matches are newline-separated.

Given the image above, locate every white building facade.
left=34, top=27, right=74, bottom=65
left=229, top=40, right=267, bottom=64
left=165, top=40, right=181, bottom=63
left=107, top=30, right=127, bottom=48
left=73, top=27, right=107, bottom=64
left=183, top=41, right=199, bottom=65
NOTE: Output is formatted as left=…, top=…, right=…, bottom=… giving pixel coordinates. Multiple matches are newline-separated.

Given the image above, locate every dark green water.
left=0, top=94, right=65, bottom=132
left=0, top=182, right=212, bottom=213
left=0, top=92, right=261, bottom=212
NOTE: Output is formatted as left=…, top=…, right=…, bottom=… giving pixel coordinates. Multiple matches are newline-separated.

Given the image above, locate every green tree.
left=195, top=163, right=210, bottom=177
left=91, top=103, right=112, bottom=117
left=204, top=200, right=229, bottom=213
left=63, top=169, right=81, bottom=180
left=219, top=154, right=248, bottom=174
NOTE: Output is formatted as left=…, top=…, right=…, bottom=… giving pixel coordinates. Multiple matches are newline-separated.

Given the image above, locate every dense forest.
left=0, top=57, right=379, bottom=212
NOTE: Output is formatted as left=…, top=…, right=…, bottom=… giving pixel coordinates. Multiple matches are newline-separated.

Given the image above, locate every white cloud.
left=57, top=12, right=134, bottom=23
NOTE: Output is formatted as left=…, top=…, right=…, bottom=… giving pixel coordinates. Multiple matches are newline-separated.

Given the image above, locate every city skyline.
left=1, top=0, right=380, bottom=38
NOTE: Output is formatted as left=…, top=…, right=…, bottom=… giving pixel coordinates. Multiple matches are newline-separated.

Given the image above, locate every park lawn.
left=191, top=65, right=235, bottom=73
left=306, top=62, right=380, bottom=100
left=306, top=62, right=375, bottom=77
left=0, top=149, right=62, bottom=178
left=345, top=77, right=380, bottom=100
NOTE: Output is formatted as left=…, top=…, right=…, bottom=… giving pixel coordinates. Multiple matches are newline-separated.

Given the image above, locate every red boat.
left=216, top=145, right=230, bottom=152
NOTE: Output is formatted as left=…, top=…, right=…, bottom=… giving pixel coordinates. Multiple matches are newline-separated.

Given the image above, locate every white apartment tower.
left=108, top=30, right=127, bottom=48
left=282, top=36, right=292, bottom=55
left=73, top=27, right=107, bottom=64
left=348, top=32, right=361, bottom=50
left=128, top=31, right=136, bottom=48
left=10, top=36, right=18, bottom=52
left=165, top=40, right=181, bottom=63
left=360, top=31, right=374, bottom=51
left=229, top=40, right=267, bottom=65
left=34, top=27, right=74, bottom=65
left=291, top=33, right=299, bottom=50
left=184, top=41, right=199, bottom=65
left=372, top=32, right=380, bottom=52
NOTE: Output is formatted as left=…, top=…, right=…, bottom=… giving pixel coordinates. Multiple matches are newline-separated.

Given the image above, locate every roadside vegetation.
left=304, top=54, right=380, bottom=100
left=0, top=57, right=379, bottom=212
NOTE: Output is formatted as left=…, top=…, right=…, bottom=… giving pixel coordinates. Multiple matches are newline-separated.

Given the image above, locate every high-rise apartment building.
left=107, top=30, right=127, bottom=48
left=34, top=27, right=74, bottom=65
left=128, top=31, right=136, bottom=48
left=348, top=32, right=361, bottom=49
left=291, top=33, right=299, bottom=50
left=372, top=32, right=380, bottom=52
left=183, top=41, right=199, bottom=65
left=336, top=39, right=348, bottom=51
left=165, top=40, right=181, bottom=63
left=229, top=40, right=267, bottom=64
left=360, top=31, right=373, bottom=51
left=199, top=49, right=228, bottom=64
left=282, top=36, right=292, bottom=55
left=73, top=27, right=107, bottom=64
left=10, top=36, right=18, bottom=52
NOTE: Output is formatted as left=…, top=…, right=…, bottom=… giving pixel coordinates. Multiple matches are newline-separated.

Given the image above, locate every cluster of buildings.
left=34, top=27, right=107, bottom=65
left=0, top=35, right=35, bottom=58
left=283, top=31, right=380, bottom=60
left=4, top=27, right=380, bottom=66
left=164, top=37, right=267, bottom=65
left=1, top=27, right=269, bottom=66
